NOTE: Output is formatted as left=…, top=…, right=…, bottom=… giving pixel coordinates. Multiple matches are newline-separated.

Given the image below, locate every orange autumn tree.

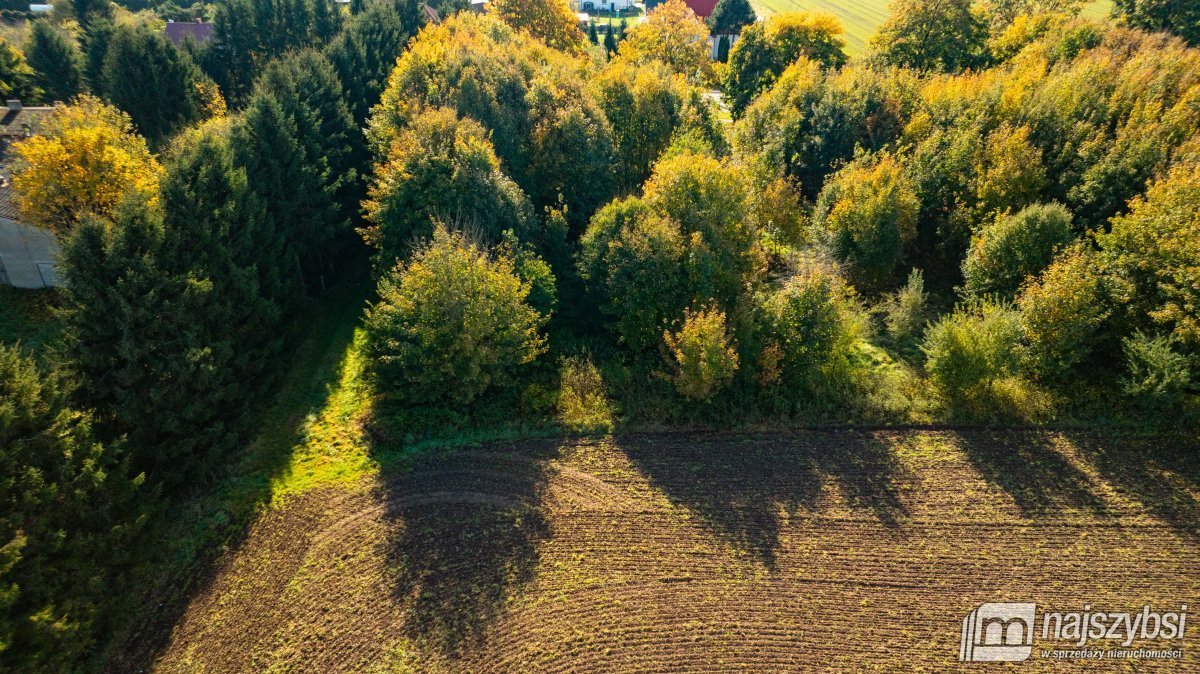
left=12, top=94, right=161, bottom=234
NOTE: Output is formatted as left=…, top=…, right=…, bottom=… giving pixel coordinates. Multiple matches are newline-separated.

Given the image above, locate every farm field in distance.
left=750, top=0, right=1115, bottom=52
left=151, top=430, right=1200, bottom=672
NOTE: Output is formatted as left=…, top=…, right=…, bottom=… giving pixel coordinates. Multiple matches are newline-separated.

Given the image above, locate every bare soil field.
left=152, top=430, right=1200, bottom=672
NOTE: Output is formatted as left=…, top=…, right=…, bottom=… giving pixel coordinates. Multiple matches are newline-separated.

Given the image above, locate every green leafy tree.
left=758, top=265, right=861, bottom=391
left=0, top=39, right=37, bottom=103
left=814, top=153, right=919, bottom=292
left=1017, top=242, right=1111, bottom=381
left=364, top=226, right=549, bottom=408
left=362, top=107, right=534, bottom=267
left=1099, top=163, right=1200, bottom=350
left=869, top=0, right=989, bottom=72
left=1113, top=0, right=1199, bottom=46
left=922, top=299, right=1030, bottom=416
left=579, top=152, right=762, bottom=350
left=723, top=12, right=847, bottom=116
left=664, top=305, right=740, bottom=400
left=962, top=202, right=1074, bottom=300
left=25, top=22, right=83, bottom=104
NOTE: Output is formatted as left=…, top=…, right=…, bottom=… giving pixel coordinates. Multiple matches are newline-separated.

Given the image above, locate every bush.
left=923, top=299, right=1049, bottom=419
left=556, top=355, right=614, bottom=432
left=663, top=306, right=740, bottom=400
left=814, top=153, right=919, bottom=292
left=364, top=226, right=549, bottom=408
left=962, top=202, right=1074, bottom=300
left=1121, top=332, right=1194, bottom=410
left=760, top=265, right=861, bottom=391
left=1016, top=243, right=1111, bottom=381
left=882, top=269, right=928, bottom=346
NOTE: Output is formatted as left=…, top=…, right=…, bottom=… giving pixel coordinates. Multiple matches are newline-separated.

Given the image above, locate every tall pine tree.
left=25, top=21, right=83, bottom=104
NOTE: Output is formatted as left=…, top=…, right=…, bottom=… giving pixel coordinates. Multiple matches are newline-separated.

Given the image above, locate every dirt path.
left=152, top=430, right=1200, bottom=672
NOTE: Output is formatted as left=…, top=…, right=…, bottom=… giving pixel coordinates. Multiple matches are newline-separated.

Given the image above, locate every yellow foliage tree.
left=12, top=95, right=161, bottom=234
left=616, top=0, right=711, bottom=80
left=489, top=0, right=585, bottom=52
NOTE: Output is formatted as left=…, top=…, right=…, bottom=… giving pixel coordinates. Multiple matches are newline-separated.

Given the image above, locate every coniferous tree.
left=0, top=346, right=141, bottom=672
left=60, top=127, right=292, bottom=482
left=25, top=21, right=83, bottom=103
left=81, top=19, right=113, bottom=93
left=707, top=0, right=756, bottom=35
left=99, top=26, right=215, bottom=143
left=237, top=50, right=359, bottom=287
left=71, top=0, right=113, bottom=31
left=324, top=2, right=417, bottom=123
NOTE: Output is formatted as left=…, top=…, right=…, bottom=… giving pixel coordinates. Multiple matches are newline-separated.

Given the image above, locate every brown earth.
left=151, top=430, right=1200, bottom=672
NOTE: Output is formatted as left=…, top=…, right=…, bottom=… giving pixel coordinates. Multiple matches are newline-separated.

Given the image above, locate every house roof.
left=682, top=0, right=718, bottom=18
left=163, top=21, right=215, bottom=46
left=0, top=105, right=52, bottom=139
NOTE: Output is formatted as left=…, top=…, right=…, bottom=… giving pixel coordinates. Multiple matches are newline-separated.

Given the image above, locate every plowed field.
left=153, top=430, right=1200, bottom=672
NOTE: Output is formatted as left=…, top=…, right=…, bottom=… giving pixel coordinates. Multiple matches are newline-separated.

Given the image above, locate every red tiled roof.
left=683, top=0, right=718, bottom=18
left=164, top=22, right=214, bottom=46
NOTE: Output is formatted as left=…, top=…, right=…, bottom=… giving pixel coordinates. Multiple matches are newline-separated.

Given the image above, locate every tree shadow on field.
left=618, top=431, right=911, bottom=569
left=953, top=430, right=1113, bottom=519
left=1071, top=433, right=1200, bottom=542
left=379, top=440, right=560, bottom=656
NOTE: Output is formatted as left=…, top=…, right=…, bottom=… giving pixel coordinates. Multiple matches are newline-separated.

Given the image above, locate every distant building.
left=572, top=0, right=633, bottom=12
left=163, top=21, right=215, bottom=47
left=469, top=0, right=487, bottom=13
left=28, top=4, right=53, bottom=13
left=0, top=100, right=60, bottom=289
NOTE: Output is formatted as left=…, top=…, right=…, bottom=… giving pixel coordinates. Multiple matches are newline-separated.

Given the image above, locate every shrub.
left=962, top=202, right=1074, bottom=300
left=663, top=306, right=740, bottom=400
left=922, top=300, right=1048, bottom=418
left=760, top=265, right=860, bottom=390
left=1121, top=332, right=1194, bottom=410
left=364, top=226, right=549, bottom=408
left=556, top=355, right=614, bottom=432
left=882, top=269, right=928, bottom=346
left=814, top=153, right=919, bottom=292
left=1016, top=243, right=1111, bottom=381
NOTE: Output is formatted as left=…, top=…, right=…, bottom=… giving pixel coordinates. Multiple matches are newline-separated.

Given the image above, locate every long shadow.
left=1071, top=432, right=1200, bottom=541
left=378, top=439, right=561, bottom=656
left=953, top=430, right=1113, bottom=519
left=618, top=431, right=911, bottom=569
left=102, top=267, right=372, bottom=673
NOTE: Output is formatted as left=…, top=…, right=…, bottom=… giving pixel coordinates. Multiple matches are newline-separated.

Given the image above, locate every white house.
left=571, top=0, right=633, bottom=13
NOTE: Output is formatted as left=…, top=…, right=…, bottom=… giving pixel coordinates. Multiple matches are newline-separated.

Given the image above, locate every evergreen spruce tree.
left=60, top=127, right=293, bottom=482
left=707, top=0, right=756, bottom=35
left=25, top=21, right=83, bottom=103
left=99, top=26, right=212, bottom=143
left=0, top=347, right=141, bottom=672
left=71, top=0, right=113, bottom=31
left=325, top=3, right=416, bottom=123
left=237, top=50, right=358, bottom=288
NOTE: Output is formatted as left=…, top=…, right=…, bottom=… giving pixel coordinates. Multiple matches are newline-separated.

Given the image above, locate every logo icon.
left=960, top=602, right=1037, bottom=662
